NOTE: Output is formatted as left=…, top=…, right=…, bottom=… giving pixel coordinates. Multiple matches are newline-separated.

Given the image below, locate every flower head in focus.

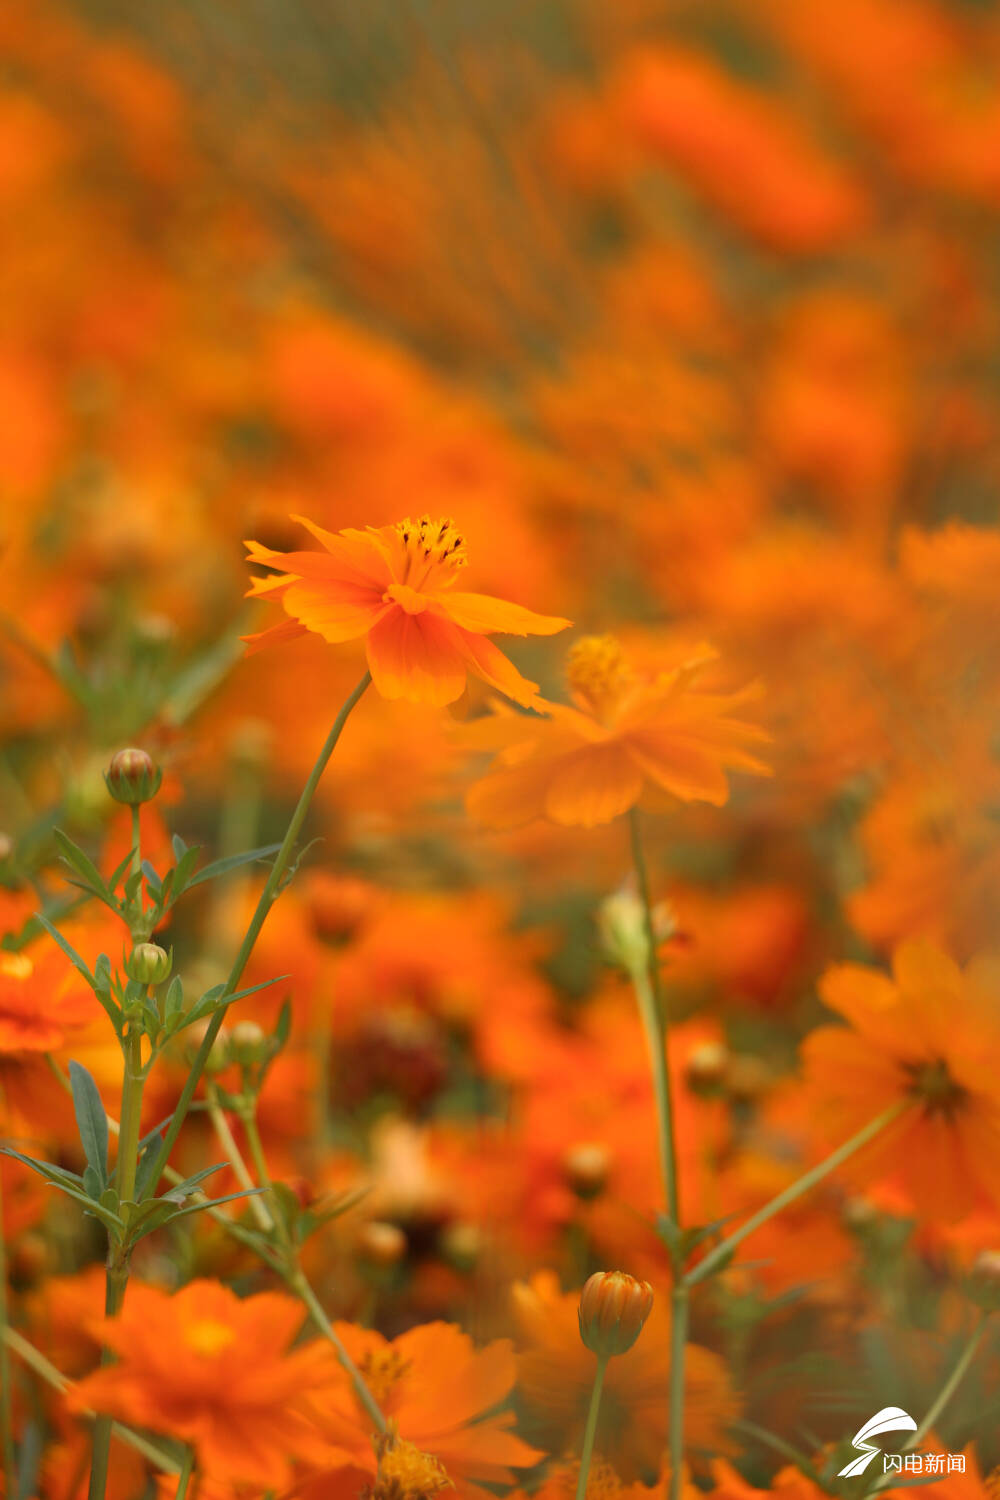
left=244, top=514, right=570, bottom=707
left=467, top=637, right=770, bottom=829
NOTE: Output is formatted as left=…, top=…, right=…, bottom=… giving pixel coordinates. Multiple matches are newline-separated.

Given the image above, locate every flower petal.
left=543, top=743, right=643, bottom=827
left=366, top=609, right=468, bottom=705
left=434, top=591, right=571, bottom=637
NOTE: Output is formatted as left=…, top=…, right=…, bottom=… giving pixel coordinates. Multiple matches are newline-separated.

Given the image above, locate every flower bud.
left=185, top=1020, right=231, bottom=1073
left=0, top=833, right=12, bottom=863
left=564, top=1143, right=611, bottom=1201
left=358, top=1220, right=408, bottom=1269
left=439, top=1222, right=481, bottom=1273
left=684, top=1041, right=729, bottom=1096
left=578, top=1270, right=653, bottom=1359
left=598, top=884, right=677, bottom=976
left=105, top=747, right=162, bottom=806
left=229, top=1020, right=268, bottom=1065
left=966, top=1250, right=1000, bottom=1311
left=126, top=943, right=172, bottom=986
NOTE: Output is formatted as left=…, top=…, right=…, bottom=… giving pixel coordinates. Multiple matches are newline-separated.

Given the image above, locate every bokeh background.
left=3, top=0, right=1000, bottom=1493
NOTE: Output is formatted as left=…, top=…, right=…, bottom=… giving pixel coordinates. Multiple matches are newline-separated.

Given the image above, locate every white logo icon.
left=837, top=1407, right=918, bottom=1477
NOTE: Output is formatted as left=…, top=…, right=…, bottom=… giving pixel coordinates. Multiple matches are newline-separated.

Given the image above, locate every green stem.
left=240, top=1104, right=288, bottom=1248
left=910, top=1316, right=988, bottom=1446
left=574, top=1356, right=607, bottom=1500
left=668, top=1283, right=688, bottom=1500
left=286, top=1266, right=387, bottom=1434
left=145, top=670, right=371, bottom=1193
left=89, top=1025, right=145, bottom=1500
left=207, top=1091, right=274, bottom=1234
left=628, top=809, right=679, bottom=1225
left=684, top=1101, right=909, bottom=1289
left=0, top=1167, right=16, bottom=1495
left=130, top=806, right=141, bottom=884
left=174, top=1447, right=195, bottom=1500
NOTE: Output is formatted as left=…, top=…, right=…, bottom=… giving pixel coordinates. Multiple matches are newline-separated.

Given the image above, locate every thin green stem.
left=240, top=1104, right=288, bottom=1249
left=286, top=1266, right=387, bottom=1434
left=668, top=1284, right=688, bottom=1500
left=574, top=1356, right=607, bottom=1500
left=174, top=1447, right=195, bottom=1500
left=89, top=1024, right=146, bottom=1500
left=0, top=1167, right=16, bottom=1495
left=684, top=1101, right=909, bottom=1289
left=628, top=809, right=679, bottom=1225
left=145, top=670, right=371, bottom=1193
left=130, top=806, right=141, bottom=884
left=207, top=1091, right=274, bottom=1234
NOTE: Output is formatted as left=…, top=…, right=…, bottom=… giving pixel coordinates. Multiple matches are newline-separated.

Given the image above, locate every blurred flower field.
left=3, top=1, right=1000, bottom=1497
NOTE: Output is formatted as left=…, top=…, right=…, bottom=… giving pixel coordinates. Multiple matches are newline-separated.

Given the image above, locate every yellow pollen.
left=357, top=1347, right=411, bottom=1407
left=184, top=1318, right=237, bottom=1357
left=0, top=952, right=33, bottom=982
left=566, top=635, right=633, bottom=718
left=395, top=516, right=468, bottom=573
left=372, top=1434, right=452, bottom=1500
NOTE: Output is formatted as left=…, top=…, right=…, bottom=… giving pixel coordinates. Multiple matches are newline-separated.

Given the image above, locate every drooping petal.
left=625, top=730, right=732, bottom=805
left=454, top=630, right=542, bottom=707
left=434, top=591, right=571, bottom=637
left=241, top=619, right=309, bottom=655
left=366, top=608, right=469, bottom=704
left=544, top=743, right=643, bottom=827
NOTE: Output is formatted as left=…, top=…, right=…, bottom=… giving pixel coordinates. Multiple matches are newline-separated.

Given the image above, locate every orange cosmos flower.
left=244, top=513, right=570, bottom=707
left=801, top=941, right=1000, bottom=1220
left=467, top=637, right=770, bottom=829
left=69, top=1280, right=336, bottom=1491
left=310, top=1320, right=543, bottom=1500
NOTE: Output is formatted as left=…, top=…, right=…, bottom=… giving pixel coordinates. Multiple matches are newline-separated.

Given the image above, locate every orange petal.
left=241, top=619, right=309, bottom=655
left=283, top=578, right=390, bottom=644
left=543, top=743, right=643, bottom=827
left=625, top=731, right=731, bottom=805
left=454, top=630, right=541, bottom=707
left=434, top=591, right=571, bottom=637
left=466, top=756, right=555, bottom=829
left=366, top=608, right=468, bottom=705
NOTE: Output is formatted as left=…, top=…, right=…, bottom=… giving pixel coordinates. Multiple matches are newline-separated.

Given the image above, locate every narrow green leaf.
left=68, top=1060, right=109, bottom=1181
left=34, top=916, right=96, bottom=990
left=0, top=1147, right=83, bottom=1190
left=53, top=829, right=110, bottom=899
left=83, top=1165, right=103, bottom=1199
left=186, top=843, right=282, bottom=891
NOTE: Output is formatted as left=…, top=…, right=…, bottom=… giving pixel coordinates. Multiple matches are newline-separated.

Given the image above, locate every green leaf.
left=107, top=846, right=137, bottom=895
left=186, top=843, right=282, bottom=890
left=128, top=1186, right=267, bottom=1243
left=162, top=1162, right=228, bottom=1199
left=53, top=829, right=110, bottom=902
left=133, top=1135, right=163, bottom=1203
left=180, top=974, right=290, bottom=1029
left=163, top=976, right=183, bottom=1021
left=0, top=1147, right=83, bottom=1192
left=171, top=834, right=189, bottom=862
left=141, top=860, right=163, bottom=896
left=68, top=1060, right=109, bottom=1181
left=82, top=1165, right=103, bottom=1199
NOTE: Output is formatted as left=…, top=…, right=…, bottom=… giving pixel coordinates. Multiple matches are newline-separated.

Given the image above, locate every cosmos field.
left=2, top=1, right=1000, bottom=1497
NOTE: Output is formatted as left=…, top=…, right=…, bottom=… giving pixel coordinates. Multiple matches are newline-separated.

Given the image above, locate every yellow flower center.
left=358, top=1347, right=411, bottom=1407
left=184, top=1318, right=237, bottom=1357
left=566, top=1455, right=623, bottom=1500
left=395, top=517, right=468, bottom=580
left=566, top=635, right=634, bottom=719
left=0, top=953, right=33, bottom=982
left=372, top=1434, right=452, bottom=1500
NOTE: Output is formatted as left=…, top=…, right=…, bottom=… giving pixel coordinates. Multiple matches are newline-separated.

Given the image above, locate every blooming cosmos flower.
left=801, top=941, right=1000, bottom=1219
left=244, top=514, right=570, bottom=706
left=512, top=1271, right=739, bottom=1481
left=69, top=1280, right=336, bottom=1491
left=309, top=1320, right=542, bottom=1500
left=466, top=637, right=770, bottom=829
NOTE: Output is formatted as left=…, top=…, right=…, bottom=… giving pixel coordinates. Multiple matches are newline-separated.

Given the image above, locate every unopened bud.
left=439, top=1221, right=481, bottom=1273
left=105, top=748, right=162, bottom=806
left=685, top=1041, right=729, bottom=1096
left=973, top=1250, right=1000, bottom=1282
left=564, top=1143, right=611, bottom=1201
left=578, top=1270, right=653, bottom=1359
left=723, top=1054, right=771, bottom=1103
left=186, top=1020, right=231, bottom=1073
left=229, top=1020, right=267, bottom=1065
left=358, top=1220, right=408, bottom=1269
left=598, top=884, right=676, bottom=976
left=967, top=1250, right=1000, bottom=1311
left=307, top=872, right=377, bottom=944
left=126, top=943, right=172, bottom=986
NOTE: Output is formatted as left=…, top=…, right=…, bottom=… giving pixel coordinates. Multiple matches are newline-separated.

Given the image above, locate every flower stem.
left=207, top=1091, right=274, bottom=1234
left=174, top=1447, right=195, bottom=1500
left=669, top=1283, right=688, bottom=1500
left=627, top=808, right=679, bottom=1227
left=285, top=1265, right=387, bottom=1435
left=144, top=670, right=371, bottom=1193
left=684, top=1100, right=909, bottom=1289
left=575, top=1355, right=608, bottom=1500
left=240, top=1102, right=289, bottom=1249
left=130, top=806, right=141, bottom=884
